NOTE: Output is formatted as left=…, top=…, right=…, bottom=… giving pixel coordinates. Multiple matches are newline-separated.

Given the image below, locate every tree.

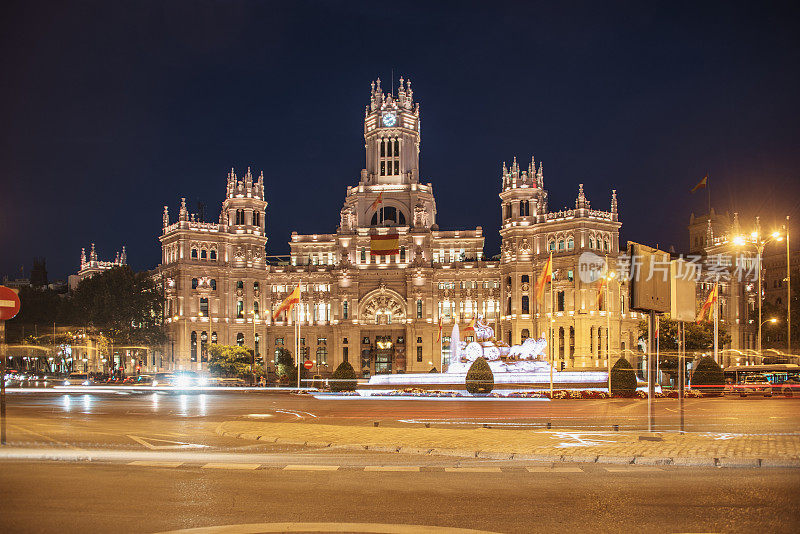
left=275, top=347, right=295, bottom=378
left=690, top=356, right=724, bottom=395
left=610, top=357, right=637, bottom=395
left=208, top=344, right=252, bottom=377
left=330, top=361, right=357, bottom=392
left=638, top=317, right=731, bottom=351
left=465, top=357, right=494, bottom=394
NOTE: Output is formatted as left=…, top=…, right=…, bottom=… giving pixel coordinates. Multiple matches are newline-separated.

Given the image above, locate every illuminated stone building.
left=68, top=243, right=127, bottom=291
left=157, top=78, right=640, bottom=376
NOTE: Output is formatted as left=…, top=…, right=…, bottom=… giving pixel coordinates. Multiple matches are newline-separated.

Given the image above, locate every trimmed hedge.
left=465, top=357, right=494, bottom=394
left=690, top=356, right=724, bottom=395
left=330, top=361, right=357, bottom=392
left=610, top=357, right=637, bottom=395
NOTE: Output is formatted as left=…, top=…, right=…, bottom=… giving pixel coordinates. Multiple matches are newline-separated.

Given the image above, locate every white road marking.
left=526, top=466, right=584, bottom=473
left=283, top=464, right=340, bottom=471
left=201, top=463, right=261, bottom=470
left=444, top=467, right=502, bottom=473
left=127, top=435, right=208, bottom=450
left=128, top=461, right=184, bottom=468
left=153, top=522, right=504, bottom=534
left=364, top=466, right=420, bottom=472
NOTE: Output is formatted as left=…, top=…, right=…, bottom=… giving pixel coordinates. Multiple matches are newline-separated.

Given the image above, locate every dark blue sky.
left=2, top=0, right=798, bottom=280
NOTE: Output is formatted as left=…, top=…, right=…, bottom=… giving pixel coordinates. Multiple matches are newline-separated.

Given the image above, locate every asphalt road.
left=1, top=458, right=798, bottom=533
left=1, top=389, right=799, bottom=452
left=1, top=390, right=798, bottom=533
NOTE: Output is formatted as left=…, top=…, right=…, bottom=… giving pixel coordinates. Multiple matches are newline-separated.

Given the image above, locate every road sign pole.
left=1, top=319, right=7, bottom=445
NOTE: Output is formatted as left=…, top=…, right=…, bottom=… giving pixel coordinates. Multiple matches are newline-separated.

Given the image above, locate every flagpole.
left=655, top=314, right=660, bottom=388
left=549, top=253, right=554, bottom=397
left=713, top=280, right=719, bottom=365
left=296, top=281, right=302, bottom=390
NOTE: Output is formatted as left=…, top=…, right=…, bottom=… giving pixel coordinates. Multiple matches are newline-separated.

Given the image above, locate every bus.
left=723, top=364, right=800, bottom=387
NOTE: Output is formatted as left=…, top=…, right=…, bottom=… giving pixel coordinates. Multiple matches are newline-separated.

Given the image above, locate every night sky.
left=2, top=1, right=798, bottom=281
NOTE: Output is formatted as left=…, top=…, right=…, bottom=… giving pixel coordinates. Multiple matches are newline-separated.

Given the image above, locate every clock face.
left=382, top=113, right=396, bottom=127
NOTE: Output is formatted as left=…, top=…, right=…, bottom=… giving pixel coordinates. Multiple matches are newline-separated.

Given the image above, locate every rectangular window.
left=199, top=298, right=208, bottom=317
left=416, top=299, right=423, bottom=319
left=362, top=336, right=370, bottom=345
left=342, top=346, right=349, bottom=362
left=236, top=300, right=244, bottom=318
left=343, top=301, right=349, bottom=320
left=416, top=346, right=423, bottom=362
left=557, top=291, right=565, bottom=312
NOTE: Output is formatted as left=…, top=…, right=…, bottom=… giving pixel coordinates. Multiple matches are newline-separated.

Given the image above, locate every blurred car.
left=780, top=377, right=800, bottom=397
left=63, top=373, right=92, bottom=386
left=151, top=372, right=176, bottom=387
left=135, top=375, right=154, bottom=385
left=218, top=377, right=247, bottom=387
left=737, top=374, right=773, bottom=397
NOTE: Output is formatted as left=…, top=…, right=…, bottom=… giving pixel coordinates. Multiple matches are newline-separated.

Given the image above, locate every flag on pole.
left=464, top=316, right=476, bottom=332
left=370, top=234, right=399, bottom=256
left=366, top=192, right=383, bottom=213
left=595, top=276, right=606, bottom=308
left=696, top=283, right=718, bottom=323
left=690, top=175, right=708, bottom=193
left=535, top=255, right=553, bottom=302
left=436, top=317, right=442, bottom=342
left=272, top=284, right=301, bottom=320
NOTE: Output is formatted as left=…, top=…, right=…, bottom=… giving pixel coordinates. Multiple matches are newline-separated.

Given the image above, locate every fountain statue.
left=446, top=315, right=549, bottom=374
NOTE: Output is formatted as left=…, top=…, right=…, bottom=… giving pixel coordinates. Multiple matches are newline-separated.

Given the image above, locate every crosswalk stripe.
left=284, top=465, right=340, bottom=471
left=128, top=461, right=184, bottom=468
left=364, top=466, right=420, bottom=472
left=444, top=467, right=502, bottom=473
left=526, top=466, right=584, bottom=473
left=201, top=463, right=261, bottom=470
left=604, top=467, right=664, bottom=472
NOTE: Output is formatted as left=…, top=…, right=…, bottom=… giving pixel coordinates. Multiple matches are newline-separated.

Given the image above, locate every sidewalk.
left=216, top=420, right=800, bottom=468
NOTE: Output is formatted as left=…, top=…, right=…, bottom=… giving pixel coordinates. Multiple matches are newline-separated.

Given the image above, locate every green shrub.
left=690, top=356, right=724, bottom=395
left=465, top=357, right=494, bottom=394
left=610, top=357, right=637, bottom=395
left=330, top=361, right=357, bottom=392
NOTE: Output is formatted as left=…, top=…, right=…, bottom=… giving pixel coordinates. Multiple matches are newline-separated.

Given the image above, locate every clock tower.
left=363, top=77, right=421, bottom=186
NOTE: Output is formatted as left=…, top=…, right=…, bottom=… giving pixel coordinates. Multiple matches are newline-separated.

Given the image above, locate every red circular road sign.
left=303, top=360, right=314, bottom=370
left=0, top=285, right=21, bottom=321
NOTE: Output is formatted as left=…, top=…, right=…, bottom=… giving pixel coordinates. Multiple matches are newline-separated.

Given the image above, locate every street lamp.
left=734, top=225, right=783, bottom=357
left=604, top=269, right=616, bottom=393
left=249, top=310, right=259, bottom=386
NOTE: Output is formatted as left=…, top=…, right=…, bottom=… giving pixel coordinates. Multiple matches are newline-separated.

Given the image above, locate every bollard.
left=425, top=423, right=430, bottom=428
left=612, top=424, right=619, bottom=432
left=373, top=421, right=380, bottom=427
left=546, top=422, right=552, bottom=429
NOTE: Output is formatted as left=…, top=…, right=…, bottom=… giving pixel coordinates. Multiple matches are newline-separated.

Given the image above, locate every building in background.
left=68, top=243, right=127, bottom=291
left=158, top=79, right=639, bottom=376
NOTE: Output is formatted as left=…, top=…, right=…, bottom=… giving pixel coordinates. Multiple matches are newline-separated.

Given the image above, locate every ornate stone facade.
left=156, top=79, right=640, bottom=376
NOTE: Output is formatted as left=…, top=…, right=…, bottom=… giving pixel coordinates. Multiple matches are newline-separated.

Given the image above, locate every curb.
left=215, top=425, right=799, bottom=469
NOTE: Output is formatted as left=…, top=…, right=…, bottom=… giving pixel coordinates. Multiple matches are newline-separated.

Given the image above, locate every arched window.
left=253, top=301, right=259, bottom=319
left=567, top=237, right=574, bottom=250
left=210, top=279, right=216, bottom=290
left=236, top=300, right=244, bottom=318
left=549, top=240, right=556, bottom=252
left=558, top=240, right=565, bottom=251
left=190, top=331, right=197, bottom=362
left=200, top=331, right=208, bottom=362
left=237, top=280, right=244, bottom=290
left=604, top=239, right=610, bottom=251
left=191, top=248, right=198, bottom=259
left=507, top=297, right=512, bottom=315
left=200, top=249, right=207, bottom=259
left=521, top=328, right=530, bottom=341
left=520, top=200, right=529, bottom=216
left=210, top=249, right=217, bottom=260
left=521, top=295, right=530, bottom=314
left=191, top=278, right=198, bottom=289
left=211, top=331, right=217, bottom=344
left=236, top=333, right=244, bottom=347
left=253, top=281, right=260, bottom=292
left=589, top=237, right=595, bottom=249
left=400, top=246, right=406, bottom=263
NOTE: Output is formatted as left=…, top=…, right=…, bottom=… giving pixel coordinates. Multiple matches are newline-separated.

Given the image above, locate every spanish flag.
left=690, top=175, right=708, bottom=193
left=464, top=316, right=476, bottom=332
left=272, top=284, right=301, bottom=320
left=370, top=233, right=399, bottom=256
left=367, top=192, right=383, bottom=213
left=535, top=254, right=553, bottom=302
left=595, top=275, right=606, bottom=308
left=696, top=283, right=718, bottom=323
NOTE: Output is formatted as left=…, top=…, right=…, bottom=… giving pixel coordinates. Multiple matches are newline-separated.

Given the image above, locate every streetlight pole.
left=785, top=216, right=791, bottom=355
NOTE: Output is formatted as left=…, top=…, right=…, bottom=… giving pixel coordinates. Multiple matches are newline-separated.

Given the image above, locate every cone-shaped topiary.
left=330, top=360, right=357, bottom=392
left=465, top=357, right=494, bottom=394
left=690, top=356, right=724, bottom=395
left=610, top=357, right=637, bottom=395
